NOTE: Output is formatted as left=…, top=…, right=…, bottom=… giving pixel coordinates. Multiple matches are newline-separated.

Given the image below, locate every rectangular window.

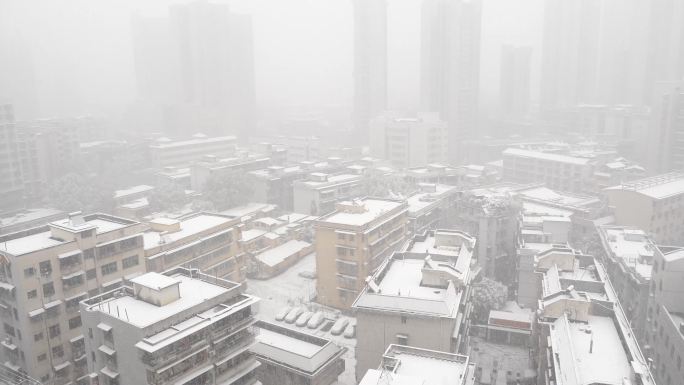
left=42, top=282, right=55, bottom=297
left=86, top=268, right=96, bottom=280
left=24, top=267, right=35, bottom=277
left=37, top=353, right=46, bottom=362
left=122, top=255, right=139, bottom=269
left=396, top=334, right=408, bottom=346
left=34, top=332, right=43, bottom=342
left=3, top=323, right=15, bottom=337
left=27, top=290, right=37, bottom=299
left=39, top=260, right=52, bottom=276
left=101, top=262, right=118, bottom=276
left=51, top=345, right=63, bottom=358
left=49, top=324, right=60, bottom=338
left=83, top=248, right=95, bottom=259
left=68, top=316, right=82, bottom=330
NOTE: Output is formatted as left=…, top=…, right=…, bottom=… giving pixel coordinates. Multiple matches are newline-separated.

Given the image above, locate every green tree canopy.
left=201, top=171, right=255, bottom=211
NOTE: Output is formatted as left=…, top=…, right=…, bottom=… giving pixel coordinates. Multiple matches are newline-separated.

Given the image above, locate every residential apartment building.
left=596, top=226, right=655, bottom=346
left=645, top=245, right=684, bottom=385
left=503, top=147, right=595, bottom=193
left=535, top=255, right=656, bottom=385
left=648, top=82, right=684, bottom=173
left=251, top=321, right=346, bottom=385
left=79, top=268, right=260, bottom=385
left=0, top=212, right=146, bottom=384
left=190, top=154, right=270, bottom=191
left=149, top=135, right=237, bottom=169
left=143, top=213, right=246, bottom=282
left=604, top=173, right=684, bottom=245
left=315, top=198, right=407, bottom=309
left=352, top=229, right=476, bottom=380
left=406, top=183, right=458, bottom=234
left=293, top=173, right=364, bottom=216
left=0, top=208, right=65, bottom=235
left=358, top=344, right=476, bottom=385
left=369, top=112, right=448, bottom=169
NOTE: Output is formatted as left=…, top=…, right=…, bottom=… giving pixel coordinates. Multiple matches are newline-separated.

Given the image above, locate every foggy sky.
left=0, top=0, right=543, bottom=121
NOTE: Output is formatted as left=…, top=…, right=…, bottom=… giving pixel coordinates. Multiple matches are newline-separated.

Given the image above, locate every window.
left=122, top=255, right=139, bottom=269
left=43, top=282, right=55, bottom=297
left=396, top=334, right=408, bottom=345
left=3, top=323, right=15, bottom=337
left=49, top=324, right=61, bottom=338
left=68, top=316, right=82, bottom=330
left=86, top=268, right=96, bottom=280
left=81, top=230, right=93, bottom=238
left=52, top=345, right=64, bottom=358
left=34, top=332, right=43, bottom=342
left=27, top=290, right=37, bottom=299
left=337, top=233, right=345, bottom=240
left=37, top=353, right=46, bottom=362
left=39, top=261, right=52, bottom=276
left=83, top=248, right=95, bottom=259
left=101, top=262, right=118, bottom=276
left=24, top=267, right=35, bottom=277
left=88, top=328, right=93, bottom=339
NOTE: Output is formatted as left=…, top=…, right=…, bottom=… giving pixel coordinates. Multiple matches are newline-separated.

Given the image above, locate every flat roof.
left=89, top=274, right=229, bottom=328
left=359, top=345, right=472, bottom=385
left=143, top=214, right=234, bottom=250
left=113, top=185, right=154, bottom=199
left=298, top=173, right=360, bottom=188
left=599, top=226, right=654, bottom=280
left=0, top=230, right=64, bottom=256
left=605, top=173, right=684, bottom=199
left=220, top=202, right=276, bottom=218
left=131, top=272, right=179, bottom=290
left=407, top=184, right=458, bottom=214
left=550, top=315, right=634, bottom=385
left=254, top=240, right=311, bottom=267
left=149, top=135, right=236, bottom=149
left=503, top=148, right=591, bottom=165
left=0, top=208, right=64, bottom=228
left=321, top=199, right=404, bottom=227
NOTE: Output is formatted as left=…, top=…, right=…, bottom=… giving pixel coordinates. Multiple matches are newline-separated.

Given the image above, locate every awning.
left=53, top=361, right=71, bottom=371
left=98, top=345, right=115, bottom=356
left=97, top=323, right=112, bottom=332
left=43, top=299, right=62, bottom=310
left=100, top=366, right=119, bottom=379
left=58, top=250, right=81, bottom=259
left=0, top=282, right=15, bottom=292
left=70, top=335, right=84, bottom=344
left=28, top=308, right=45, bottom=318
left=65, top=292, right=88, bottom=302
left=62, top=270, right=85, bottom=280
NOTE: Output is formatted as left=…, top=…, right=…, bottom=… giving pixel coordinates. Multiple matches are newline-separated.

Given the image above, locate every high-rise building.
left=132, top=1, right=256, bottom=137
left=0, top=212, right=147, bottom=385
left=421, top=0, right=482, bottom=162
left=0, top=103, right=24, bottom=211
left=369, top=112, right=448, bottom=169
left=645, top=0, right=684, bottom=104
left=314, top=198, right=408, bottom=309
left=540, top=0, right=602, bottom=116
left=499, top=45, right=532, bottom=119
left=352, top=0, right=387, bottom=144
left=80, top=268, right=260, bottom=385
left=648, top=82, right=684, bottom=173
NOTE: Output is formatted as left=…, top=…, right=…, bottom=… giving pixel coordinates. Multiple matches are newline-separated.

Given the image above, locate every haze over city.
left=0, top=1, right=683, bottom=385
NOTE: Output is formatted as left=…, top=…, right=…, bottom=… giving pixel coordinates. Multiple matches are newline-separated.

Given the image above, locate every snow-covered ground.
left=245, top=252, right=358, bottom=385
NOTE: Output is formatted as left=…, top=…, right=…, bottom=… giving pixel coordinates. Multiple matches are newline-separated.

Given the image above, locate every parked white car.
left=275, top=306, right=292, bottom=321
left=307, top=311, right=325, bottom=329
left=285, top=307, right=304, bottom=324
left=296, top=311, right=313, bottom=327
left=330, top=317, right=349, bottom=336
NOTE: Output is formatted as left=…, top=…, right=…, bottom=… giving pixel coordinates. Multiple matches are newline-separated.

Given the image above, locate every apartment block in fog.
left=143, top=213, right=246, bottom=282
left=149, top=134, right=237, bottom=169
left=80, top=268, right=260, bottom=385
left=503, top=147, right=595, bottom=193
left=315, top=198, right=407, bottom=309
left=369, top=112, right=448, bottom=169
left=353, top=229, right=476, bottom=380
left=604, top=173, right=684, bottom=245
left=293, top=173, right=364, bottom=216
left=0, top=212, right=146, bottom=384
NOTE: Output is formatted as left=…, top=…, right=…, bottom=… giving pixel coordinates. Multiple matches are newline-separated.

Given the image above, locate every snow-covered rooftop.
left=252, top=322, right=344, bottom=374
left=254, top=240, right=311, bottom=267
left=89, top=274, right=230, bottom=328
left=321, top=199, right=404, bottom=227
left=605, top=173, right=684, bottom=199
left=549, top=315, right=638, bottom=385
left=359, top=345, right=473, bottom=385
left=503, top=148, right=591, bottom=165
left=143, top=214, right=234, bottom=250
left=149, top=135, right=236, bottom=149
left=0, top=208, right=64, bottom=228
left=113, top=185, right=154, bottom=199
left=599, top=226, right=654, bottom=280
left=220, top=202, right=277, bottom=219
left=407, top=184, right=457, bottom=215
left=298, top=173, right=361, bottom=188
left=0, top=230, right=64, bottom=256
